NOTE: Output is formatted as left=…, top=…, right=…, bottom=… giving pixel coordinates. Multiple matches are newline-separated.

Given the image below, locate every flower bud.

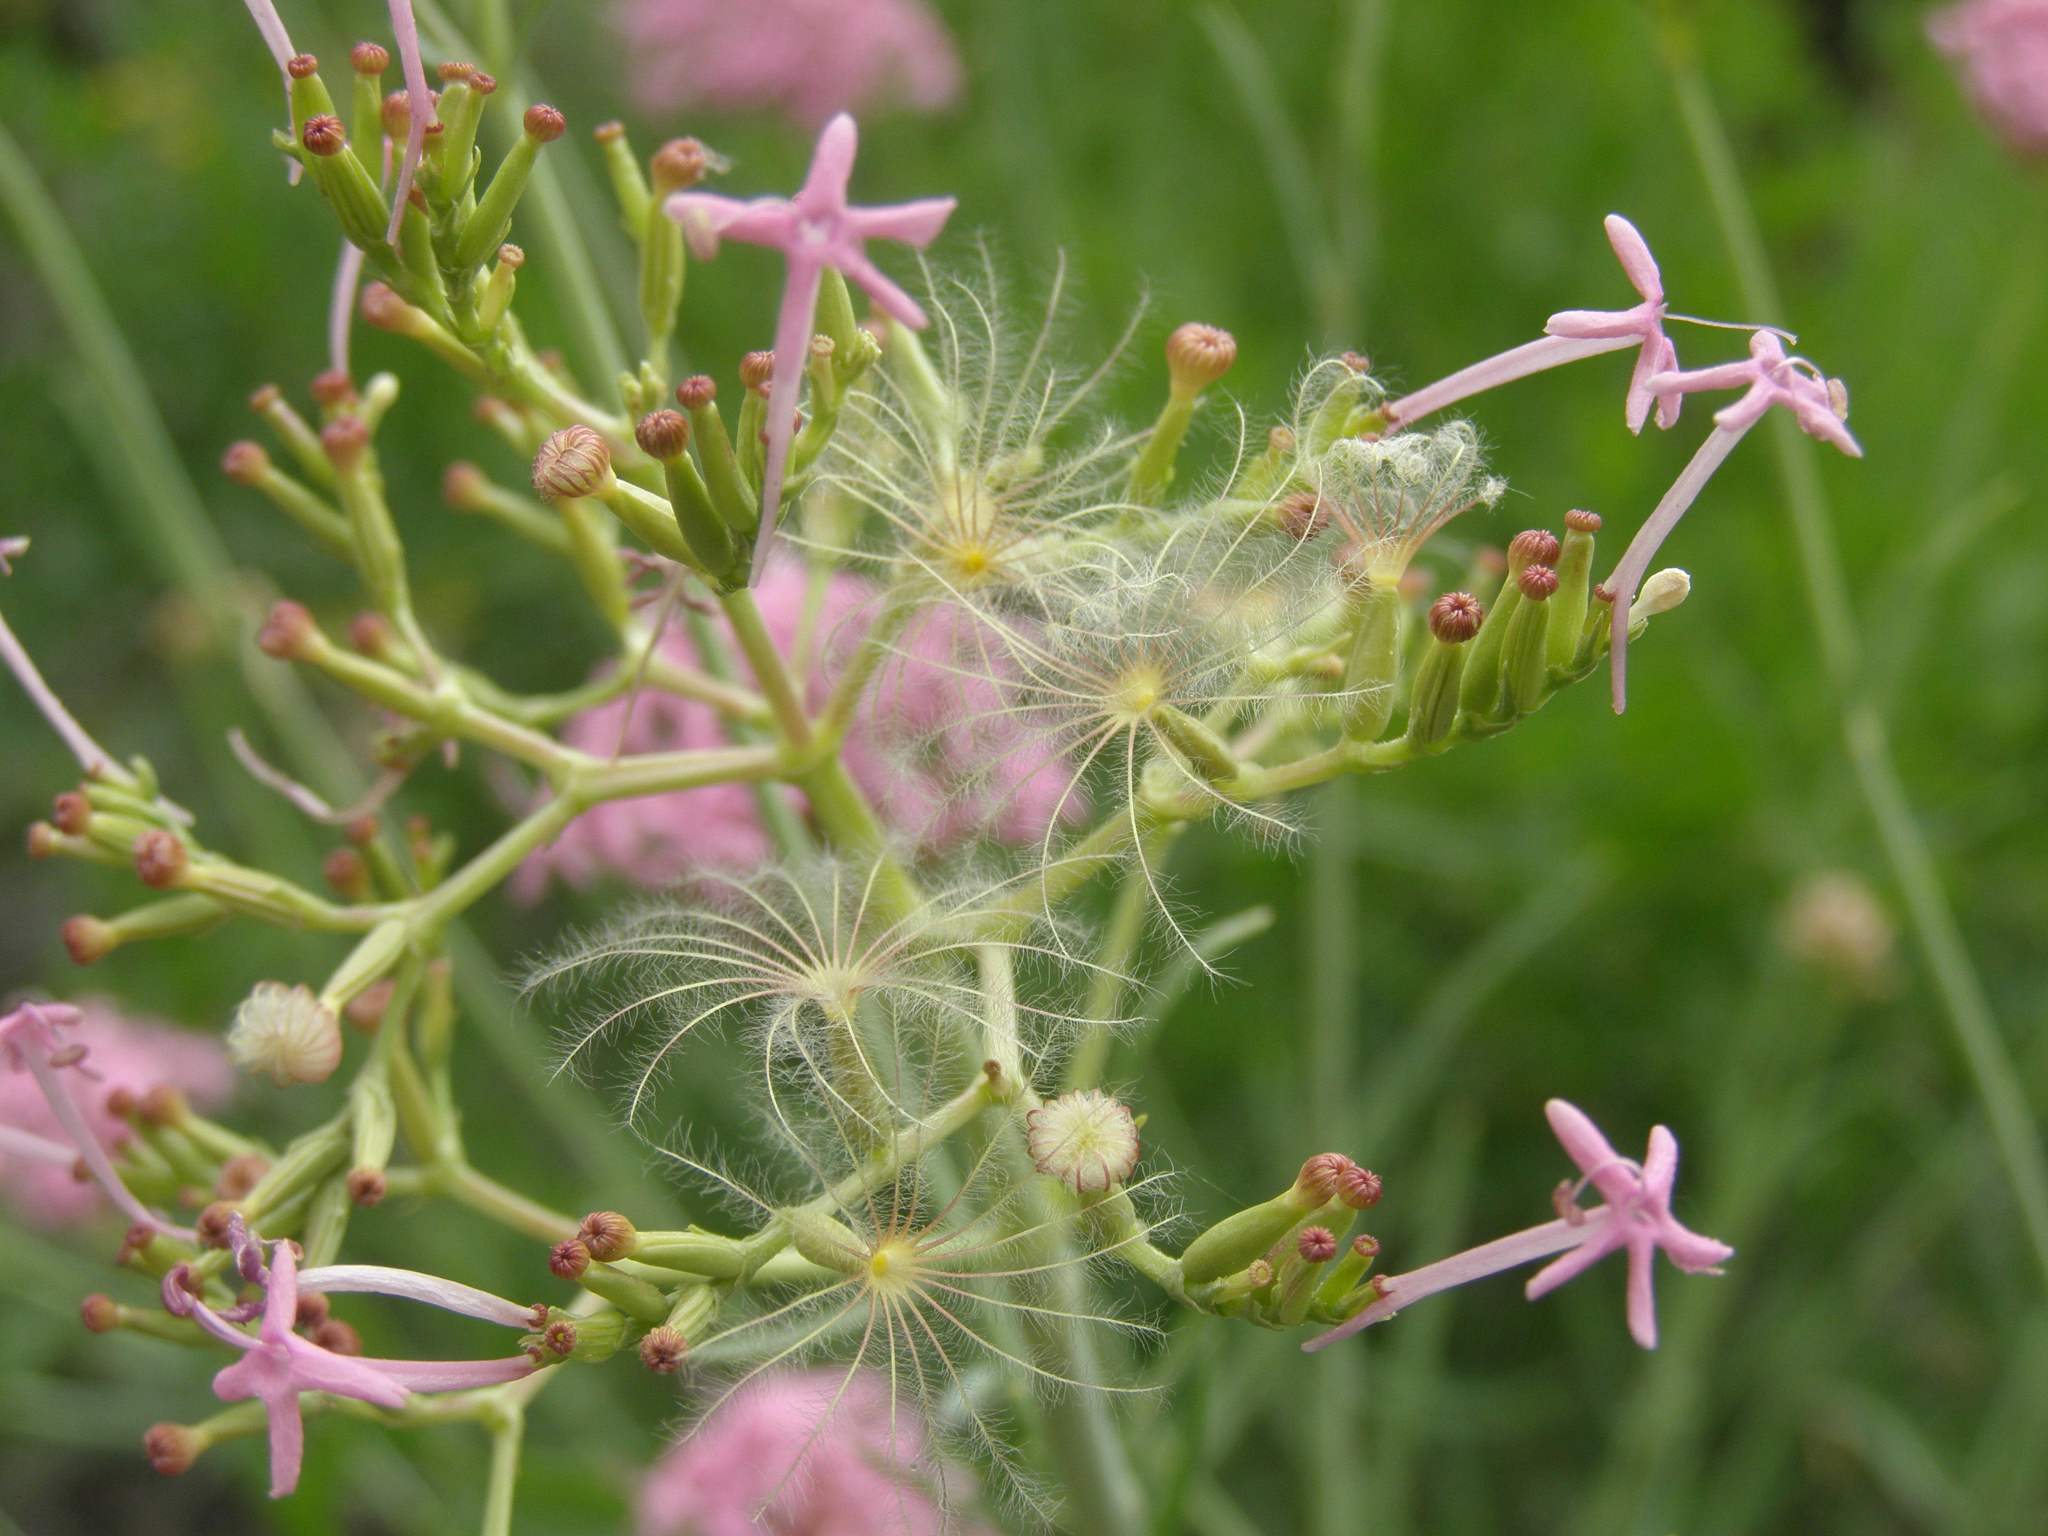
left=321, top=415, right=369, bottom=470
left=347, top=611, right=394, bottom=657
left=1337, top=1164, right=1382, bottom=1210
left=639, top=1325, right=687, bottom=1373
left=345, top=1167, right=387, bottom=1206
left=258, top=601, right=319, bottom=660
left=1499, top=564, right=1557, bottom=717
left=351, top=42, right=389, bottom=76
left=532, top=425, right=613, bottom=501
left=195, top=1203, right=238, bottom=1249
left=1508, top=528, right=1561, bottom=567
left=1629, top=567, right=1691, bottom=625
left=132, top=829, right=186, bottom=890
left=1025, top=1089, right=1141, bottom=1193
left=139, top=1084, right=187, bottom=1128
left=1549, top=509, right=1601, bottom=668
left=578, top=1210, right=638, bottom=1263
left=216, top=1154, right=269, bottom=1199
left=1297, top=1226, right=1338, bottom=1264
left=311, top=1318, right=362, bottom=1355
left=323, top=847, right=370, bottom=901
left=522, top=103, right=566, bottom=143
left=650, top=136, right=708, bottom=193
left=1296, top=1153, right=1352, bottom=1205
left=358, top=281, right=416, bottom=334
left=1273, top=490, right=1328, bottom=541
left=295, top=1291, right=331, bottom=1330
left=143, top=1423, right=202, bottom=1477
left=1181, top=1156, right=1351, bottom=1286
left=287, top=53, right=319, bottom=80
left=739, top=350, right=775, bottom=394
left=548, top=1238, right=590, bottom=1280
left=634, top=409, right=691, bottom=460
left=62, top=915, right=115, bottom=966
left=81, top=1293, right=119, bottom=1333
left=221, top=440, right=270, bottom=485
left=52, top=791, right=91, bottom=835
left=301, top=114, right=346, bottom=157
left=308, top=368, right=356, bottom=409
left=676, top=375, right=716, bottom=410
left=1166, top=322, right=1237, bottom=396
left=228, top=981, right=343, bottom=1087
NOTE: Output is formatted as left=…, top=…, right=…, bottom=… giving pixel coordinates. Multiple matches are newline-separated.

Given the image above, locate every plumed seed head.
left=532, top=425, right=612, bottom=501
left=1026, top=1089, right=1141, bottom=1193
left=1427, top=591, right=1484, bottom=644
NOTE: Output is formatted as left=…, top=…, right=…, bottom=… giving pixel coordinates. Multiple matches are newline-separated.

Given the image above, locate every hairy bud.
left=1508, top=528, right=1561, bottom=568
left=1564, top=508, right=1602, bottom=534
left=216, top=1154, right=269, bottom=1200
left=676, top=374, right=717, bottom=410
left=80, top=1293, right=119, bottom=1333
left=1517, top=563, right=1559, bottom=601
left=62, top=915, right=114, bottom=966
left=1337, top=1164, right=1382, bottom=1210
left=346, top=1167, right=387, bottom=1207
left=320, top=416, right=369, bottom=469
left=1295, top=1153, right=1352, bottom=1205
left=548, top=1238, right=590, bottom=1280
left=311, top=1319, right=362, bottom=1356
left=52, top=791, right=91, bottom=835
left=286, top=53, right=319, bottom=80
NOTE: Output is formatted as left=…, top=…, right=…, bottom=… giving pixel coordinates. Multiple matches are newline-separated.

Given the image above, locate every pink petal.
left=1656, top=1220, right=1735, bottom=1274
left=838, top=251, right=928, bottom=328
left=1604, top=213, right=1663, bottom=304
left=1522, top=1227, right=1618, bottom=1301
left=296, top=1264, right=536, bottom=1328
left=748, top=263, right=826, bottom=582
left=262, top=1238, right=301, bottom=1346
left=365, top=1356, right=537, bottom=1391
left=665, top=193, right=796, bottom=260
left=1642, top=1124, right=1679, bottom=1203
left=1625, top=1237, right=1660, bottom=1348
left=798, top=113, right=860, bottom=213
left=261, top=1385, right=305, bottom=1498
left=847, top=195, right=958, bottom=249
left=1543, top=306, right=1652, bottom=342
left=1544, top=1099, right=1623, bottom=1185
left=280, top=1338, right=414, bottom=1407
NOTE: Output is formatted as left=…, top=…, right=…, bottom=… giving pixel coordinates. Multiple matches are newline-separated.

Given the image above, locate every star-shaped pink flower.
left=1642, top=329, right=1861, bottom=458
left=1523, top=1099, right=1734, bottom=1349
left=666, top=112, right=955, bottom=582
left=1543, top=214, right=1681, bottom=434
left=165, top=1231, right=534, bottom=1497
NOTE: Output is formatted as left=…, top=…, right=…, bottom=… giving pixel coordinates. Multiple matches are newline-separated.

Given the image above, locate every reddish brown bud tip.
left=1428, top=591, right=1484, bottom=644
left=345, top=978, right=395, bottom=1033
left=495, top=241, right=525, bottom=270
left=1338, top=1164, right=1383, bottom=1210
left=379, top=90, right=413, bottom=139
left=346, top=1167, right=387, bottom=1207
left=1297, top=1226, right=1339, bottom=1264
left=143, top=1423, right=200, bottom=1477
left=286, top=53, right=319, bottom=79
left=676, top=375, right=717, bottom=410
left=1591, top=582, right=1616, bottom=606
left=1296, top=1153, right=1354, bottom=1204
left=133, top=829, right=187, bottom=891
left=577, top=1211, right=637, bottom=1263
left=61, top=915, right=114, bottom=966
left=1340, top=349, right=1373, bottom=374
left=739, top=351, right=776, bottom=393
left=651, top=136, right=708, bottom=192
left=523, top=103, right=566, bottom=143
left=440, top=461, right=489, bottom=510
left=1273, top=490, right=1328, bottom=542
left=359, top=281, right=410, bottom=332
left=105, top=1085, right=139, bottom=1119
left=195, top=1202, right=238, bottom=1250
left=320, top=415, right=369, bottom=468
left=26, top=822, right=58, bottom=859
left=1351, top=1233, right=1382, bottom=1259
left=81, top=1293, right=119, bottom=1333
left=52, top=791, right=92, bottom=835
left=309, top=368, right=356, bottom=408
left=347, top=611, right=393, bottom=659
left=220, top=440, right=271, bottom=484
left=350, top=41, right=389, bottom=75
left=294, top=1291, right=330, bottom=1330
left=322, top=847, right=369, bottom=901
left=248, top=383, right=283, bottom=411
left=1508, top=529, right=1561, bottom=567
left=1166, top=322, right=1237, bottom=392
left=216, top=1153, right=269, bottom=1200
left=1245, top=1258, right=1275, bottom=1288
left=593, top=119, right=625, bottom=143
left=639, top=1325, right=687, bottom=1373
left=438, top=61, right=475, bottom=83
left=138, top=1084, right=187, bottom=1128
left=1564, top=508, right=1602, bottom=534
left=116, top=1221, right=153, bottom=1264
left=311, top=1319, right=362, bottom=1356
left=548, top=1237, right=590, bottom=1280
left=468, top=71, right=497, bottom=96
left=532, top=425, right=612, bottom=501
left=258, top=600, right=318, bottom=660
left=1517, top=563, right=1559, bottom=601
left=301, top=114, right=347, bottom=157
left=634, top=409, right=691, bottom=460
left=544, top=1318, right=578, bottom=1356
left=345, top=815, right=380, bottom=847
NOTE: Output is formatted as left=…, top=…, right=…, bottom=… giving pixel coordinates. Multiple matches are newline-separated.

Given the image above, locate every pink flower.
left=1305, top=1098, right=1732, bottom=1354
left=164, top=1222, right=534, bottom=1499
left=518, top=565, right=1078, bottom=897
left=0, top=998, right=230, bottom=1229
left=614, top=0, right=962, bottom=128
left=667, top=112, right=955, bottom=579
left=1929, top=1, right=2048, bottom=156
left=637, top=1369, right=977, bottom=1536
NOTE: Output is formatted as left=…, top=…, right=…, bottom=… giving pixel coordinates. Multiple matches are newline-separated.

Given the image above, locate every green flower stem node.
left=456, top=131, right=542, bottom=271
left=1341, top=580, right=1402, bottom=739
left=1180, top=1185, right=1321, bottom=1285
left=686, top=394, right=758, bottom=536
left=597, top=126, right=652, bottom=231
left=633, top=1232, right=749, bottom=1280
left=308, top=141, right=393, bottom=255
left=574, top=1263, right=671, bottom=1325
left=1497, top=583, right=1554, bottom=720
left=435, top=81, right=486, bottom=205
left=637, top=198, right=685, bottom=361
left=1405, top=632, right=1469, bottom=750
left=1549, top=520, right=1597, bottom=668
left=298, top=1174, right=353, bottom=1268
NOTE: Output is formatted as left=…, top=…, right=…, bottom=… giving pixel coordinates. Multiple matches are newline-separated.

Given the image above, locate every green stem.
left=434, top=1161, right=576, bottom=1244
left=1064, top=851, right=1162, bottom=1091
left=1668, top=44, right=2048, bottom=1291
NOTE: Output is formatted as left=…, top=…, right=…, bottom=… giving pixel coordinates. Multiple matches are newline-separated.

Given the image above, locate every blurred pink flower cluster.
left=518, top=562, right=1077, bottom=897
left=1929, top=1, right=2048, bottom=155
left=614, top=0, right=962, bottom=126
left=0, top=997, right=230, bottom=1226
left=637, top=1369, right=973, bottom=1536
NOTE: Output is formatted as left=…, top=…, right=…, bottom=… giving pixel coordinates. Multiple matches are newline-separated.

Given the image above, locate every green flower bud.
left=1407, top=591, right=1482, bottom=749
left=1548, top=509, right=1600, bottom=668
left=1181, top=1156, right=1347, bottom=1284
left=593, top=120, right=651, bottom=230
left=1341, top=578, right=1402, bottom=739
left=1459, top=528, right=1558, bottom=719
left=1496, top=562, right=1558, bottom=718
left=787, top=1207, right=868, bottom=1276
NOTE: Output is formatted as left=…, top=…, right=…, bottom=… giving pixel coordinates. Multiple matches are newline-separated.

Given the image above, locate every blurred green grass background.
left=3, top=0, right=2046, bottom=1531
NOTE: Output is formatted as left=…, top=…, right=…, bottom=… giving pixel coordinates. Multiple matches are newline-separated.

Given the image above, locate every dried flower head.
left=1316, top=422, right=1506, bottom=584
left=227, top=982, right=342, bottom=1086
